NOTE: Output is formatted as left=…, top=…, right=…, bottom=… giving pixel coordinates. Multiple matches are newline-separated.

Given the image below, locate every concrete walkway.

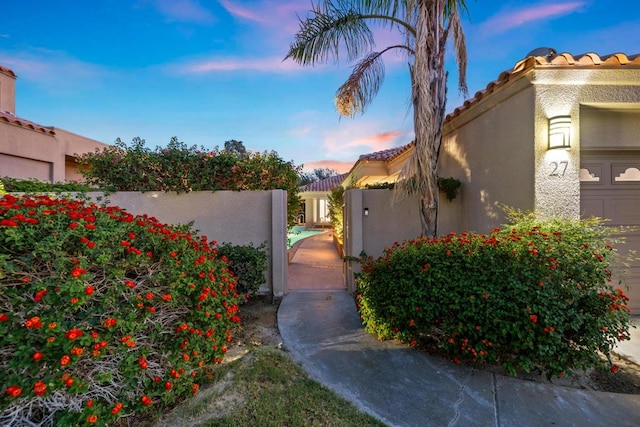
left=278, top=232, right=640, bottom=427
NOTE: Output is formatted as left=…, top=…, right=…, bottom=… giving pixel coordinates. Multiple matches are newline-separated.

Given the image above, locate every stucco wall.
left=440, top=78, right=537, bottom=234
left=344, top=189, right=422, bottom=291
left=0, top=69, right=15, bottom=114
left=533, top=69, right=640, bottom=221
left=0, top=126, right=61, bottom=181
left=85, top=190, right=288, bottom=297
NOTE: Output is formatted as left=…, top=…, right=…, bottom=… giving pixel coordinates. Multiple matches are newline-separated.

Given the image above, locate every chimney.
left=0, top=66, right=17, bottom=115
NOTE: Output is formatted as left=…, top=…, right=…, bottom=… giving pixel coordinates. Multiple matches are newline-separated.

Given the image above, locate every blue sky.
left=1, top=1, right=638, bottom=173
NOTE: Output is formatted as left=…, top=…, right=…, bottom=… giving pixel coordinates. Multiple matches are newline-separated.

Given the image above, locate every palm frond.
left=449, top=8, right=468, bottom=96
left=335, top=50, right=385, bottom=117
left=285, top=3, right=375, bottom=66
left=335, top=44, right=413, bottom=117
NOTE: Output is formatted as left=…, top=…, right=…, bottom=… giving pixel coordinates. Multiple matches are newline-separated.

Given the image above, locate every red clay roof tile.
left=300, top=173, right=348, bottom=192
left=446, top=52, right=640, bottom=121
left=0, top=111, right=56, bottom=135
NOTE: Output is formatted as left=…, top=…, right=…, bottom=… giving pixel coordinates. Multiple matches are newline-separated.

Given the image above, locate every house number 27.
left=549, top=161, right=568, bottom=177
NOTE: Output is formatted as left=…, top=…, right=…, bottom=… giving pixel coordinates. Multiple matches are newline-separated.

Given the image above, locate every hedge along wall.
left=85, top=190, right=288, bottom=296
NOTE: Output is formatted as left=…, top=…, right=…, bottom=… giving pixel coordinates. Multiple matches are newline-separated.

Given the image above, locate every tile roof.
left=300, top=173, right=348, bottom=192
left=0, top=65, right=16, bottom=78
left=0, top=111, right=56, bottom=135
left=358, top=141, right=415, bottom=162
left=446, top=52, right=640, bottom=122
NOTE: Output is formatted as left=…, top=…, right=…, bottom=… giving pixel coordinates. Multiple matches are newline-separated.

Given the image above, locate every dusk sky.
left=1, top=1, right=638, bottom=173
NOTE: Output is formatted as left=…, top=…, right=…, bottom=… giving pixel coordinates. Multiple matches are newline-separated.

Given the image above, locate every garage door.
left=580, top=151, right=640, bottom=313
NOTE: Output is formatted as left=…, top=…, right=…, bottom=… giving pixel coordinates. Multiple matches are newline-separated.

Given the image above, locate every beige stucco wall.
left=0, top=125, right=60, bottom=181
left=440, top=76, right=537, bottom=234
left=439, top=67, right=640, bottom=235
left=344, top=189, right=422, bottom=291
left=85, top=190, right=289, bottom=297
left=532, top=68, right=640, bottom=221
left=0, top=69, right=16, bottom=114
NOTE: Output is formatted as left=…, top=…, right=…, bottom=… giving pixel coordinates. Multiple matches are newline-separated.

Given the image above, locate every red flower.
left=610, top=364, right=620, bottom=374
left=60, top=355, right=70, bottom=366
left=25, top=317, right=43, bottom=329
left=85, top=285, right=94, bottom=295
left=141, top=395, right=152, bottom=406
left=86, top=414, right=98, bottom=424
left=65, top=328, right=84, bottom=340
left=164, top=381, right=172, bottom=391
left=32, top=352, right=43, bottom=361
left=70, top=267, right=87, bottom=278
left=86, top=400, right=94, bottom=407
left=70, top=347, right=83, bottom=356
left=6, top=385, right=22, bottom=397
left=34, top=289, right=48, bottom=302
left=111, top=402, right=123, bottom=415
left=33, top=381, right=47, bottom=396
left=529, top=314, right=538, bottom=324
left=64, top=378, right=74, bottom=387
left=0, top=313, right=9, bottom=322
left=104, top=317, right=117, bottom=328
left=138, top=356, right=148, bottom=369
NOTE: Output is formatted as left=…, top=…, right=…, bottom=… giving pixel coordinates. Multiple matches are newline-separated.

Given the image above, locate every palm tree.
left=285, top=0, right=468, bottom=237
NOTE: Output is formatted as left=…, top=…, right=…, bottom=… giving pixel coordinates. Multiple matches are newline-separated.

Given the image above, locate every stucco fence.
left=343, top=189, right=424, bottom=292
left=84, top=190, right=288, bottom=297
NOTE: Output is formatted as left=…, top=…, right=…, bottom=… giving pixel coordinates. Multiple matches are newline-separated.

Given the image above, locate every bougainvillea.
left=0, top=194, right=243, bottom=425
left=356, top=213, right=632, bottom=378
left=76, top=137, right=302, bottom=225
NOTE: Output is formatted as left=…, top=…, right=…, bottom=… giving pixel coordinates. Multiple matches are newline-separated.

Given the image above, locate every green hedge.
left=77, top=137, right=301, bottom=225
left=356, top=212, right=632, bottom=378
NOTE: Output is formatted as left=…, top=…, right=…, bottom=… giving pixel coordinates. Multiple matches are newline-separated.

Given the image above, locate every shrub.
left=327, top=186, right=344, bottom=241
left=355, top=212, right=632, bottom=378
left=77, top=137, right=302, bottom=225
left=216, top=242, right=268, bottom=296
left=0, top=177, right=93, bottom=193
left=0, top=194, right=243, bottom=426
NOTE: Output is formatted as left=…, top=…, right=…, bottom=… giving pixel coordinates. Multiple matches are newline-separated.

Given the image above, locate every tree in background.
left=286, top=0, right=468, bottom=237
left=224, top=139, right=248, bottom=158
left=298, top=167, right=340, bottom=186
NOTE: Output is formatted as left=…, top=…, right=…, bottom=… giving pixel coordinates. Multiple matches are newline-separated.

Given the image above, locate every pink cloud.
left=220, top=0, right=266, bottom=23
left=481, top=2, right=585, bottom=34
left=303, top=160, right=355, bottom=174
left=146, top=0, right=215, bottom=24
left=324, top=128, right=405, bottom=157
left=173, top=55, right=311, bottom=74
left=0, top=50, right=111, bottom=90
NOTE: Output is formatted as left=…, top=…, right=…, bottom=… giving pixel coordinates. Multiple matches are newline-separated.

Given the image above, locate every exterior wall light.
left=364, top=208, right=369, bottom=216
left=548, top=116, right=571, bottom=149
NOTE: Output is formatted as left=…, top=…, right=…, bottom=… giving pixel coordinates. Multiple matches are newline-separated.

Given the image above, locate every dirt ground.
left=235, top=294, right=640, bottom=394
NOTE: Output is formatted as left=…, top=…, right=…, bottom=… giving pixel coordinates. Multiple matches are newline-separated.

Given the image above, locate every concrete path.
left=287, top=231, right=345, bottom=290
left=279, top=232, right=640, bottom=427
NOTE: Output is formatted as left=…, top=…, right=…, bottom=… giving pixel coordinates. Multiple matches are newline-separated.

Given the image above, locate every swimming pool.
left=287, top=226, right=323, bottom=249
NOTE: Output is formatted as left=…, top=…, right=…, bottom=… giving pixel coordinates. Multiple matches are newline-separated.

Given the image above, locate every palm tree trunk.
left=411, top=0, right=448, bottom=238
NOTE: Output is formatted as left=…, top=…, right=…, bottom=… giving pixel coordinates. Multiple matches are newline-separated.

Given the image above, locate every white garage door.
left=580, top=151, right=640, bottom=313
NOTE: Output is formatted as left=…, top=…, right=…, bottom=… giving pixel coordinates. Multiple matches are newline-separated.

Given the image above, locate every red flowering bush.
left=0, top=194, right=243, bottom=426
left=356, top=212, right=632, bottom=378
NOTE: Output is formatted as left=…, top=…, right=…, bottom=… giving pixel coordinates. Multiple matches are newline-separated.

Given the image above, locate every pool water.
left=287, top=226, right=323, bottom=249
